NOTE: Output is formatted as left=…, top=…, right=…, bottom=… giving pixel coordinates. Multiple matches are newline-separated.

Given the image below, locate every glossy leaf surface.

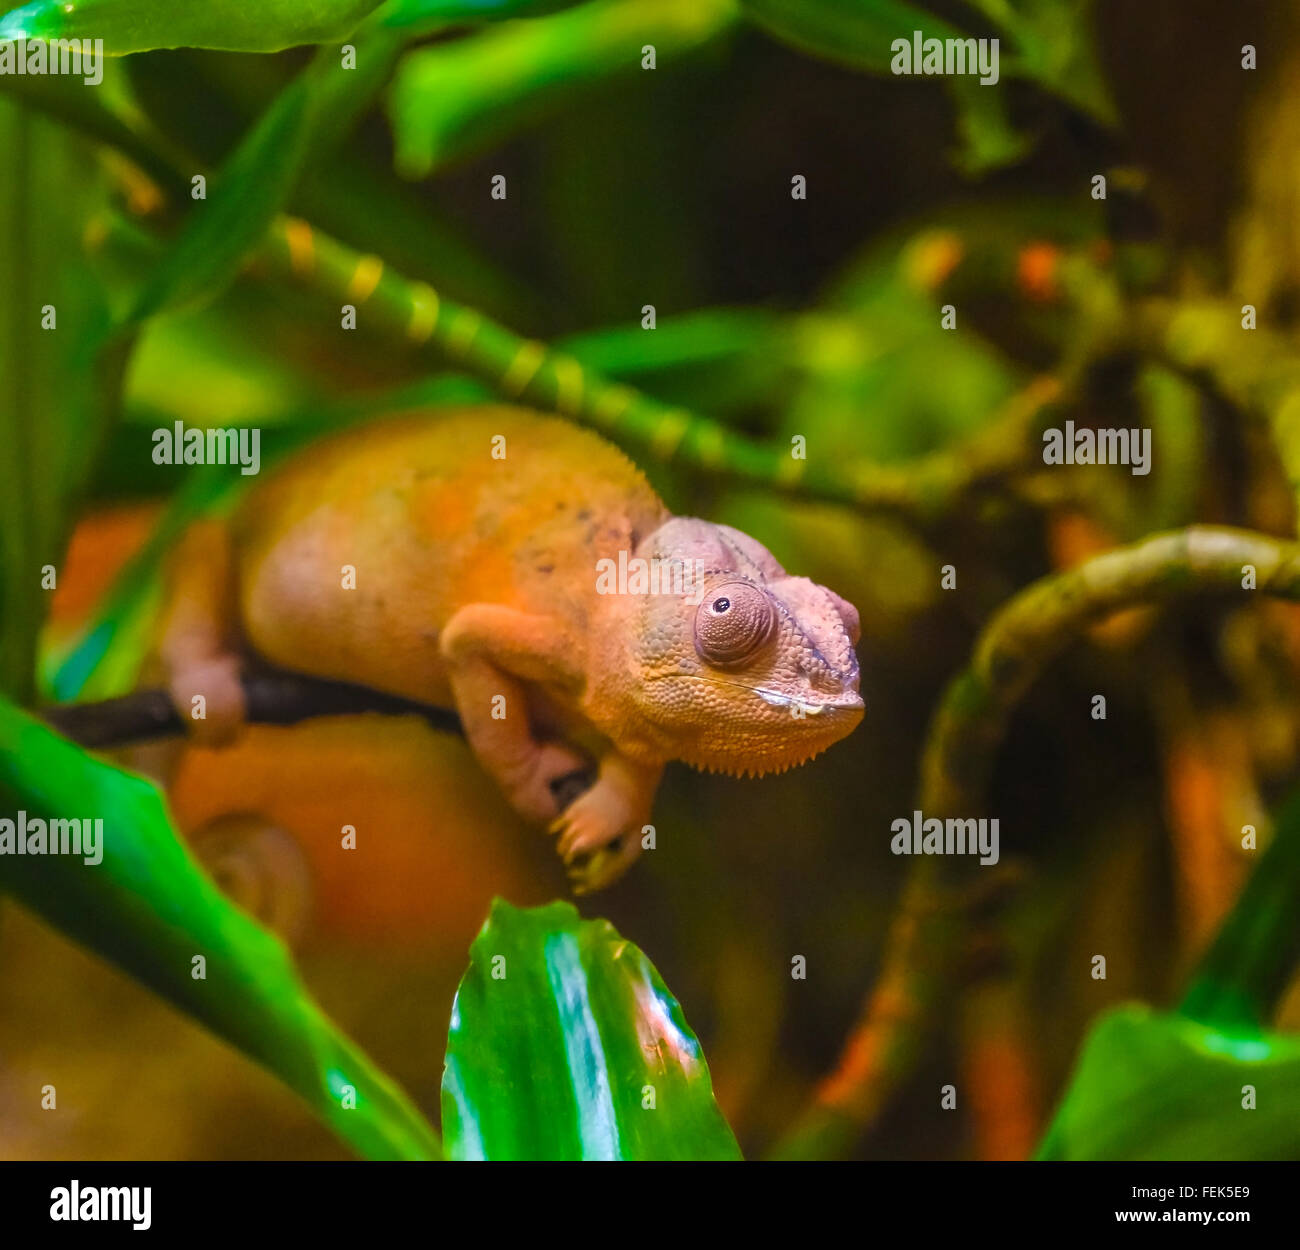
left=443, top=899, right=741, bottom=1160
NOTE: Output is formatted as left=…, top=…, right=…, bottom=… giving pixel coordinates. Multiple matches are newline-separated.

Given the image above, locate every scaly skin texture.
left=158, top=407, right=864, bottom=891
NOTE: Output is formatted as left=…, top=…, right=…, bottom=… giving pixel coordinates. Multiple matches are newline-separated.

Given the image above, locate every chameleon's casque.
left=159, top=407, right=863, bottom=890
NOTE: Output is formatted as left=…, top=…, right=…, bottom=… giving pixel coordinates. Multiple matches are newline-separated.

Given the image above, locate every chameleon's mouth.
left=751, top=686, right=864, bottom=717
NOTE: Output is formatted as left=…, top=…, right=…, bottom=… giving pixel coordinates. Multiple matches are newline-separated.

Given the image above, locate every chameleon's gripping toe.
left=167, top=654, right=248, bottom=749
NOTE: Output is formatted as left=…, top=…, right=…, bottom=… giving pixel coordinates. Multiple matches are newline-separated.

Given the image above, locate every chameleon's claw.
left=549, top=767, right=651, bottom=890
left=566, top=836, right=640, bottom=894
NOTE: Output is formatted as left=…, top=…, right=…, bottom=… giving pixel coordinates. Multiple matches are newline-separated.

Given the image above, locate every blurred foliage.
left=1039, top=1008, right=1300, bottom=1160
left=0, top=104, right=124, bottom=704
left=1041, top=782, right=1300, bottom=1159
left=0, top=0, right=384, bottom=54
left=0, top=0, right=1298, bottom=1163
left=388, top=0, right=737, bottom=179
left=0, top=695, right=443, bottom=1159
left=741, top=0, right=1115, bottom=171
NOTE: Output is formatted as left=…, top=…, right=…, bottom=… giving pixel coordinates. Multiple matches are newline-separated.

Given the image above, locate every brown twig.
left=41, top=673, right=464, bottom=748
left=39, top=676, right=603, bottom=811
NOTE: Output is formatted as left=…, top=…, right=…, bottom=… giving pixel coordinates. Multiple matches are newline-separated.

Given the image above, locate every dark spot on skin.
left=576, top=509, right=592, bottom=522
left=629, top=528, right=641, bottom=549
left=537, top=565, right=554, bottom=575
left=556, top=501, right=566, bottom=510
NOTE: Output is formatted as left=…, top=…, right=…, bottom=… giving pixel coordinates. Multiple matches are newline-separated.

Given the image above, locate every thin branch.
left=42, top=673, right=463, bottom=748
left=772, top=525, right=1300, bottom=1159
left=41, top=676, right=600, bottom=811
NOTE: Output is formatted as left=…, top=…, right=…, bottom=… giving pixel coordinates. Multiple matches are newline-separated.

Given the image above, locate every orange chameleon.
left=158, top=408, right=864, bottom=892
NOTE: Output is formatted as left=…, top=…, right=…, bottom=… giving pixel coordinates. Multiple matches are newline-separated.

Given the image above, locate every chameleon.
left=158, top=406, right=864, bottom=892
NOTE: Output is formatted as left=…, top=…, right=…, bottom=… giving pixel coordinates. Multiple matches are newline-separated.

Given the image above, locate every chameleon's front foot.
left=503, top=740, right=591, bottom=824
left=548, top=753, right=661, bottom=893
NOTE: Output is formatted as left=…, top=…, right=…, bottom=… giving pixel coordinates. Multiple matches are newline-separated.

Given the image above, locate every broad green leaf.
left=1179, top=785, right=1300, bottom=1037
left=0, top=695, right=442, bottom=1160
left=560, top=308, right=790, bottom=414
left=388, top=0, right=737, bottom=179
left=0, top=0, right=383, bottom=54
left=561, top=308, right=781, bottom=376
left=944, top=73, right=1033, bottom=175
left=442, top=899, right=741, bottom=1160
left=377, top=0, right=585, bottom=25
left=0, top=101, right=126, bottom=704
left=0, top=0, right=605, bottom=53
left=125, top=46, right=339, bottom=323
left=1040, top=784, right=1300, bottom=1160
left=1036, top=1006, right=1300, bottom=1160
left=960, top=0, right=1117, bottom=126
left=740, top=0, right=966, bottom=75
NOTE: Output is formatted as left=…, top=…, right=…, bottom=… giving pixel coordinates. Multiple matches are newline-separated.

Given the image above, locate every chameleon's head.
left=589, top=517, right=864, bottom=775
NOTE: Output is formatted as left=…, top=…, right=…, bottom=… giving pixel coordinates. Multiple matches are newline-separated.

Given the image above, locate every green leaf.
left=0, top=695, right=442, bottom=1160
left=0, top=0, right=383, bottom=54
left=1179, top=785, right=1300, bottom=1035
left=125, top=47, right=338, bottom=323
left=122, top=17, right=415, bottom=325
left=388, top=0, right=737, bottom=179
left=1035, top=1006, right=1300, bottom=1160
left=1040, top=784, right=1300, bottom=1160
left=442, top=898, right=741, bottom=1160
left=960, top=0, right=1117, bottom=126
left=740, top=0, right=966, bottom=74
left=559, top=308, right=790, bottom=413
left=943, top=73, right=1033, bottom=175
left=377, top=0, right=586, bottom=25
left=0, top=101, right=126, bottom=704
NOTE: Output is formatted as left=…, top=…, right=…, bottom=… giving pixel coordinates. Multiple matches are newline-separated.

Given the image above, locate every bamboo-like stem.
left=4, top=72, right=1077, bottom=526
left=254, top=214, right=1065, bottom=521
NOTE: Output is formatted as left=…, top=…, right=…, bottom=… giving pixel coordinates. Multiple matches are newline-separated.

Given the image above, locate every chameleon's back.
left=234, top=407, right=668, bottom=705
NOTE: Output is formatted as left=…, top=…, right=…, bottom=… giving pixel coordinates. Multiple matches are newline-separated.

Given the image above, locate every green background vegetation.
left=1, top=0, right=1299, bottom=1160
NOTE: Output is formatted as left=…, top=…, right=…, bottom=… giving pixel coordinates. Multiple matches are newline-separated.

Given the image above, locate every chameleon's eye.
left=695, top=582, right=776, bottom=667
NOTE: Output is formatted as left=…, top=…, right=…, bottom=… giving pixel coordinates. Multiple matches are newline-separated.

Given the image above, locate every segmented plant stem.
left=257, top=214, right=1057, bottom=521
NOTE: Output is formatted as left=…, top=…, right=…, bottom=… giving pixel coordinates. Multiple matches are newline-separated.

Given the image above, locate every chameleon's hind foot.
left=168, top=654, right=247, bottom=748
